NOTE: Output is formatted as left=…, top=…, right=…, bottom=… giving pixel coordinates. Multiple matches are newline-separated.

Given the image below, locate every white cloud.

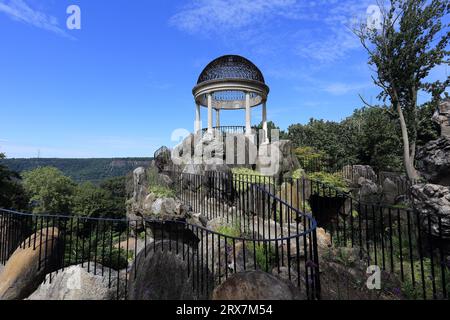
left=0, top=0, right=73, bottom=39
left=170, top=0, right=374, bottom=65
left=170, top=0, right=297, bottom=34
left=322, top=82, right=371, bottom=95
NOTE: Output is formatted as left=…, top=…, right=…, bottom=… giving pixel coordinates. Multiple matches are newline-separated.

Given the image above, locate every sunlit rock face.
left=416, top=137, right=450, bottom=186
left=416, top=99, right=450, bottom=186
left=411, top=184, right=450, bottom=240
left=432, top=98, right=450, bottom=139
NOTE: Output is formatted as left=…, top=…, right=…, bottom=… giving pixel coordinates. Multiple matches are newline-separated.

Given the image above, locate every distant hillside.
left=0, top=158, right=153, bottom=184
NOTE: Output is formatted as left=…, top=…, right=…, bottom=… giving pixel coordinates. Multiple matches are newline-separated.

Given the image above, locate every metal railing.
left=220, top=172, right=449, bottom=300
left=201, top=126, right=246, bottom=135
left=0, top=171, right=321, bottom=300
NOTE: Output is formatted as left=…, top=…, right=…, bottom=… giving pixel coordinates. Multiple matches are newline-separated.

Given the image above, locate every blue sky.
left=0, top=0, right=448, bottom=158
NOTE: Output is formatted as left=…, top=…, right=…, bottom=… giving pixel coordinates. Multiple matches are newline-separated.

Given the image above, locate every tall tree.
left=22, top=166, right=76, bottom=214
left=0, top=153, right=29, bottom=210
left=355, top=0, right=450, bottom=180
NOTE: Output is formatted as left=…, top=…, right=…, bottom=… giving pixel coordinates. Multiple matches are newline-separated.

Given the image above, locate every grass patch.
left=246, top=242, right=277, bottom=272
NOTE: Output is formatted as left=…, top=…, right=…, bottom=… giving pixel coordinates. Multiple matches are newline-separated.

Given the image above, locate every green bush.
left=216, top=222, right=242, bottom=244
left=291, top=168, right=306, bottom=179
left=231, top=167, right=269, bottom=192
left=294, top=146, right=327, bottom=161
left=307, top=171, right=349, bottom=193
left=97, top=247, right=131, bottom=270
left=146, top=166, right=175, bottom=198
left=149, top=185, right=175, bottom=198
left=247, top=242, right=277, bottom=272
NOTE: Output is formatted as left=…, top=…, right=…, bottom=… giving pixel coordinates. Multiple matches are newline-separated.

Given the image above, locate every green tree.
left=416, top=101, right=441, bottom=146
left=341, top=106, right=403, bottom=171
left=253, top=121, right=286, bottom=141
left=100, top=176, right=127, bottom=216
left=72, top=182, right=123, bottom=218
left=0, top=153, right=29, bottom=210
left=355, top=0, right=450, bottom=180
left=286, top=119, right=349, bottom=170
left=22, top=166, right=76, bottom=214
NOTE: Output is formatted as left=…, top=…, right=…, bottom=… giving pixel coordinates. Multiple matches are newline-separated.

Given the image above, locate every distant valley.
left=0, top=158, right=153, bottom=183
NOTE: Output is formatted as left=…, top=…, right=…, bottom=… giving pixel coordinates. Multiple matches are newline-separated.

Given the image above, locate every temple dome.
left=197, top=55, right=265, bottom=85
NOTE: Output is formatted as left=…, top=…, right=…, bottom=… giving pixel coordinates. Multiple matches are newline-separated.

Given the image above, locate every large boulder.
left=0, top=215, right=30, bottom=262
left=381, top=177, right=399, bottom=205
left=343, top=165, right=377, bottom=187
left=171, top=133, right=196, bottom=170
left=416, top=137, right=450, bottom=186
left=212, top=271, right=304, bottom=300
left=154, top=146, right=172, bottom=172
left=432, top=98, right=450, bottom=139
left=126, top=167, right=149, bottom=220
left=358, top=177, right=381, bottom=204
left=411, top=183, right=450, bottom=240
left=257, top=140, right=300, bottom=182
left=319, top=247, right=402, bottom=300
left=128, top=240, right=213, bottom=300
left=0, top=227, right=60, bottom=300
left=27, top=263, right=126, bottom=300
left=151, top=198, right=177, bottom=217
left=194, top=132, right=225, bottom=165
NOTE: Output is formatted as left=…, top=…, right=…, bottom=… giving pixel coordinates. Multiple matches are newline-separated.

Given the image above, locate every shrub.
left=294, top=146, right=327, bottom=160
left=216, top=222, right=242, bottom=244
left=291, top=168, right=306, bottom=179
left=307, top=171, right=349, bottom=193
left=146, top=166, right=175, bottom=198
left=231, top=167, right=269, bottom=192
left=97, top=247, right=130, bottom=270
left=149, top=185, right=175, bottom=198
left=247, top=242, right=277, bottom=272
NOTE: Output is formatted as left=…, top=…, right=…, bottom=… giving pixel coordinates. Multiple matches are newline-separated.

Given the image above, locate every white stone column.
left=195, top=103, right=201, bottom=133
left=245, top=92, right=251, bottom=135
left=207, top=93, right=213, bottom=133
left=216, top=109, right=220, bottom=127
left=262, top=101, right=269, bottom=144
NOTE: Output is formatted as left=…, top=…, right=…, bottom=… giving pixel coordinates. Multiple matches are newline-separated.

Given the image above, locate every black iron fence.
left=221, top=172, right=449, bottom=300
left=2, top=170, right=447, bottom=300
left=201, top=126, right=246, bottom=136
left=0, top=171, right=321, bottom=300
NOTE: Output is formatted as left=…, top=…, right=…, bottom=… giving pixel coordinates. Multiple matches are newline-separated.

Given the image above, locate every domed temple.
left=192, top=55, right=270, bottom=144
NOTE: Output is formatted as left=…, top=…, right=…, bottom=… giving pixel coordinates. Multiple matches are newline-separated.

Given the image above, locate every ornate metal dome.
left=197, top=55, right=265, bottom=85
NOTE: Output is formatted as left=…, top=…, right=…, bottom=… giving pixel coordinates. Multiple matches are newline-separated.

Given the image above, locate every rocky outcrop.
left=381, top=177, right=400, bottom=205
left=358, top=177, right=381, bottom=204
left=320, top=247, right=402, bottom=300
left=256, top=140, right=300, bottom=182
left=416, top=137, right=450, bottom=186
left=432, top=98, right=450, bottom=138
left=126, top=167, right=149, bottom=220
left=154, top=146, right=172, bottom=172
left=0, top=227, right=60, bottom=300
left=203, top=164, right=234, bottom=204
left=27, top=263, right=126, bottom=300
left=343, top=165, right=377, bottom=187
left=128, top=240, right=213, bottom=300
left=212, top=270, right=304, bottom=300
left=411, top=183, right=450, bottom=239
